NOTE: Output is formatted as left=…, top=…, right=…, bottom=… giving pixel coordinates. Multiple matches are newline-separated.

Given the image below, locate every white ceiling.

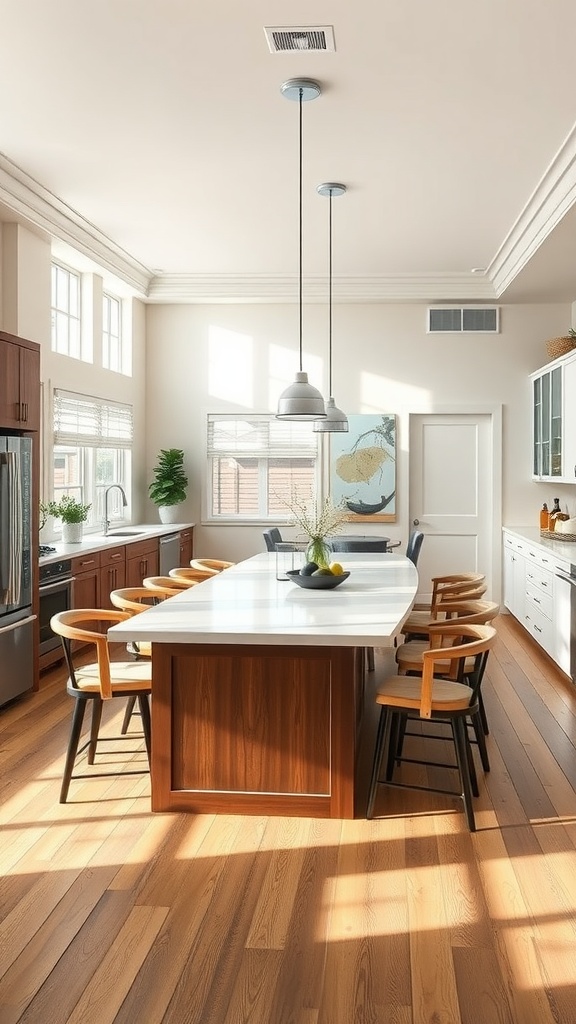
left=2, top=0, right=576, bottom=304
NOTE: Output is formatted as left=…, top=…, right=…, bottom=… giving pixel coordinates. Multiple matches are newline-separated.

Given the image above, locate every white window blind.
left=207, top=414, right=319, bottom=520
left=54, top=390, right=133, bottom=449
left=208, top=416, right=318, bottom=459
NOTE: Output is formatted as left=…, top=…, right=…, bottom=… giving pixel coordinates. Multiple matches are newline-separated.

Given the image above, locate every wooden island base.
left=151, top=642, right=369, bottom=818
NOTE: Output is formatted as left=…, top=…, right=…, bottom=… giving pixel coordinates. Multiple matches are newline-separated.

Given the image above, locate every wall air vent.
left=264, top=26, right=336, bottom=53
left=427, top=306, right=500, bottom=334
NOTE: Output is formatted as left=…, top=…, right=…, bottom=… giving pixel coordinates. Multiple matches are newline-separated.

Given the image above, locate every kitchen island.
left=110, top=552, right=418, bottom=818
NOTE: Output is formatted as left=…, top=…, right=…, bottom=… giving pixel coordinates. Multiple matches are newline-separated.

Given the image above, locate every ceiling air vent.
left=264, top=26, right=336, bottom=53
left=427, top=306, right=500, bottom=334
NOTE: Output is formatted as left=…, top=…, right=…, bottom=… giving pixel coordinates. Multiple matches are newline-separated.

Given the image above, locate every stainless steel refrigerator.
left=0, top=435, right=35, bottom=707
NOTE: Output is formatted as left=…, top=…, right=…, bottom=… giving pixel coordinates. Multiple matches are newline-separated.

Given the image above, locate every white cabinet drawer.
left=523, top=604, right=555, bottom=655
left=524, top=563, right=554, bottom=595
left=525, top=581, right=553, bottom=620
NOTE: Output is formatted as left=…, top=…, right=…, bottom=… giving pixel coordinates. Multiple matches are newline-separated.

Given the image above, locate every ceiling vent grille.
left=427, top=306, right=500, bottom=334
left=264, top=26, right=336, bottom=53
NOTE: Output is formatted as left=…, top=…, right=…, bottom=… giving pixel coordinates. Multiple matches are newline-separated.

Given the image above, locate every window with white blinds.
left=52, top=390, right=133, bottom=530
left=54, top=391, right=133, bottom=448
left=207, top=414, right=319, bottom=520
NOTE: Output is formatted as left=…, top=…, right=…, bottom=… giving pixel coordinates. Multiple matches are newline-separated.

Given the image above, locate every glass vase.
left=306, top=536, right=331, bottom=570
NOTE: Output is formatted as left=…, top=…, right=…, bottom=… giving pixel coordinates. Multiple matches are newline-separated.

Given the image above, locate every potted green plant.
left=41, top=495, right=92, bottom=543
left=149, top=448, right=188, bottom=524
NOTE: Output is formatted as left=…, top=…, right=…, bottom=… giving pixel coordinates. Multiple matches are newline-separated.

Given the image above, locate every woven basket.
left=545, top=336, right=576, bottom=359
left=540, top=529, right=576, bottom=542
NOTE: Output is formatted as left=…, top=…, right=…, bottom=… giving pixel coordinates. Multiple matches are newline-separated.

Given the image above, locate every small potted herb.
left=149, top=448, right=188, bottom=523
left=41, top=495, right=91, bottom=543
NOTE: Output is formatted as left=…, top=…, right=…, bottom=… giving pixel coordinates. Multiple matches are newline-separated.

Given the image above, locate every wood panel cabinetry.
left=100, top=545, right=126, bottom=608
left=71, top=552, right=101, bottom=609
left=126, top=538, right=159, bottom=587
left=179, top=527, right=193, bottom=565
left=0, top=331, right=41, bottom=430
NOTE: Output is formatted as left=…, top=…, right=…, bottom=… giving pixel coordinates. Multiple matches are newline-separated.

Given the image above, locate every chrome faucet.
left=103, top=484, right=128, bottom=535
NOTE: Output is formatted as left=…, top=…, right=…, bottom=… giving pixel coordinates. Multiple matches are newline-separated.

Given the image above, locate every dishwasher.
left=159, top=532, right=181, bottom=575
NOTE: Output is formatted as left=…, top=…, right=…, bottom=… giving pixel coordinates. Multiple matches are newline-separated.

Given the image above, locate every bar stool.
left=50, top=609, right=152, bottom=803
left=366, top=623, right=497, bottom=831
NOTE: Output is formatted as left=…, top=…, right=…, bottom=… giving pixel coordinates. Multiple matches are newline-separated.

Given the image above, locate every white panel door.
left=409, top=413, right=493, bottom=603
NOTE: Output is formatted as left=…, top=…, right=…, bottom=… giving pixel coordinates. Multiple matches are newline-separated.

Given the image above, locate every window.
left=103, top=292, right=126, bottom=373
left=52, top=390, right=133, bottom=531
left=207, top=414, right=319, bottom=521
left=51, top=263, right=81, bottom=358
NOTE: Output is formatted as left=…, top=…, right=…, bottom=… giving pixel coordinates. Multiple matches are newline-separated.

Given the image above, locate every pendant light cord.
left=328, top=189, right=333, bottom=396
left=298, top=87, right=303, bottom=373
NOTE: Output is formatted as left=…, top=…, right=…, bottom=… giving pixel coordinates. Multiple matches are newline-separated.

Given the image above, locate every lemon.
left=329, top=562, right=344, bottom=576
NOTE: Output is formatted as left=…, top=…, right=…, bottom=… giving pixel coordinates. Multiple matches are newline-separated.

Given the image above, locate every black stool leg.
left=137, top=694, right=152, bottom=764
left=60, top=698, right=88, bottom=803
left=471, top=710, right=490, bottom=772
left=367, top=707, right=393, bottom=819
left=452, top=717, right=476, bottom=832
left=121, top=696, right=137, bottom=734
left=88, top=699, right=103, bottom=764
left=478, top=693, right=490, bottom=735
left=385, top=712, right=402, bottom=781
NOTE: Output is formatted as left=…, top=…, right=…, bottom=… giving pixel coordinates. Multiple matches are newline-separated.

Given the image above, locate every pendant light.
left=276, top=78, right=326, bottom=420
left=314, top=183, right=348, bottom=432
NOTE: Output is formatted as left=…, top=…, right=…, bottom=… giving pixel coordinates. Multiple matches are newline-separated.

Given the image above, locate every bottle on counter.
left=549, top=497, right=562, bottom=531
left=540, top=503, right=550, bottom=531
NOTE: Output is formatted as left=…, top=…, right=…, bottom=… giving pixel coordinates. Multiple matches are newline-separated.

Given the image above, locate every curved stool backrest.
left=189, top=558, right=235, bottom=574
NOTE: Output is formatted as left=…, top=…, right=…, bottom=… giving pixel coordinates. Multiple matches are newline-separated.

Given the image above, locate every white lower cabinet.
left=503, top=530, right=572, bottom=675
left=503, top=534, right=527, bottom=619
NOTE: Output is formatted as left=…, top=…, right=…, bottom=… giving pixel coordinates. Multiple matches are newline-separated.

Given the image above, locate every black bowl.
left=286, top=569, right=350, bottom=590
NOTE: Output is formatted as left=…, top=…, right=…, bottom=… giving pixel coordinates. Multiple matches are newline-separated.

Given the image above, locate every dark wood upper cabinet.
left=0, top=331, right=41, bottom=431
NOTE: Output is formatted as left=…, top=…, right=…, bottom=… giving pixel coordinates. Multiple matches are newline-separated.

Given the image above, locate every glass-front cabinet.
left=531, top=353, right=576, bottom=481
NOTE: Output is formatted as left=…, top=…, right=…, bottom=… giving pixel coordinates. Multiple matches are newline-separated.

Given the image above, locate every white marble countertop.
left=109, top=551, right=419, bottom=648
left=39, top=522, right=195, bottom=565
left=502, top=525, right=576, bottom=562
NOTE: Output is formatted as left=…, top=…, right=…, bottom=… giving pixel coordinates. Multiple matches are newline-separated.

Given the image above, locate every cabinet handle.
left=24, top=402, right=28, bottom=421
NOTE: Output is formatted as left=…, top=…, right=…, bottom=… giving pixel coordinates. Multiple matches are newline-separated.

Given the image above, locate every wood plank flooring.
left=2, top=615, right=576, bottom=1023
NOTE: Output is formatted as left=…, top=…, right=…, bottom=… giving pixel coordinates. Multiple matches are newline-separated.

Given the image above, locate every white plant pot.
left=158, top=504, right=182, bottom=525
left=62, top=522, right=84, bottom=544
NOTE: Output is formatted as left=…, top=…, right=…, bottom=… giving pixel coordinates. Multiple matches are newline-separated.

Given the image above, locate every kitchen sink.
left=107, top=530, right=146, bottom=537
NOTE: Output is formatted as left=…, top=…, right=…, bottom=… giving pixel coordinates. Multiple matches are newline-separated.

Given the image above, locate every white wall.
left=145, top=301, right=574, bottom=563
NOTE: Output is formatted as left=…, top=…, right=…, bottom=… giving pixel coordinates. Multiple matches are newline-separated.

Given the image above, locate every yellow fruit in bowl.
left=329, top=562, right=344, bottom=576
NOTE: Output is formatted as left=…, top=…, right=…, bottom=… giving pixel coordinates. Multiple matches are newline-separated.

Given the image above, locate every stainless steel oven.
left=39, top=559, right=74, bottom=660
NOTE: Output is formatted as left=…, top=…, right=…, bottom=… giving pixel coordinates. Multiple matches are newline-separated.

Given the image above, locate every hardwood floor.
left=2, top=615, right=576, bottom=1023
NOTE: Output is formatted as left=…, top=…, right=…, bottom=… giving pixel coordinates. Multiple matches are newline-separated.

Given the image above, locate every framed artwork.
left=329, top=414, right=396, bottom=522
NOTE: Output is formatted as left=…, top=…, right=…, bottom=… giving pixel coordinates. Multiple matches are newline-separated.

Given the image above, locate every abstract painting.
left=329, top=414, right=396, bottom=522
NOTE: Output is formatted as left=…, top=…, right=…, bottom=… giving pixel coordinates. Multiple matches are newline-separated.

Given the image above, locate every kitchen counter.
left=110, top=552, right=418, bottom=819
left=39, top=522, right=196, bottom=564
left=110, top=551, right=418, bottom=647
left=502, top=525, right=576, bottom=563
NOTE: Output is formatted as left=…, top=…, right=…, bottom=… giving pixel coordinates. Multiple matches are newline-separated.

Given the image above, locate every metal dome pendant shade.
left=276, top=79, right=326, bottom=421
left=314, top=182, right=348, bottom=433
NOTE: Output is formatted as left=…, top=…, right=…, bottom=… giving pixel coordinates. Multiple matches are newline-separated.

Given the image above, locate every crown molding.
left=490, top=124, right=576, bottom=297
left=146, top=272, right=498, bottom=304
left=0, top=153, right=152, bottom=296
